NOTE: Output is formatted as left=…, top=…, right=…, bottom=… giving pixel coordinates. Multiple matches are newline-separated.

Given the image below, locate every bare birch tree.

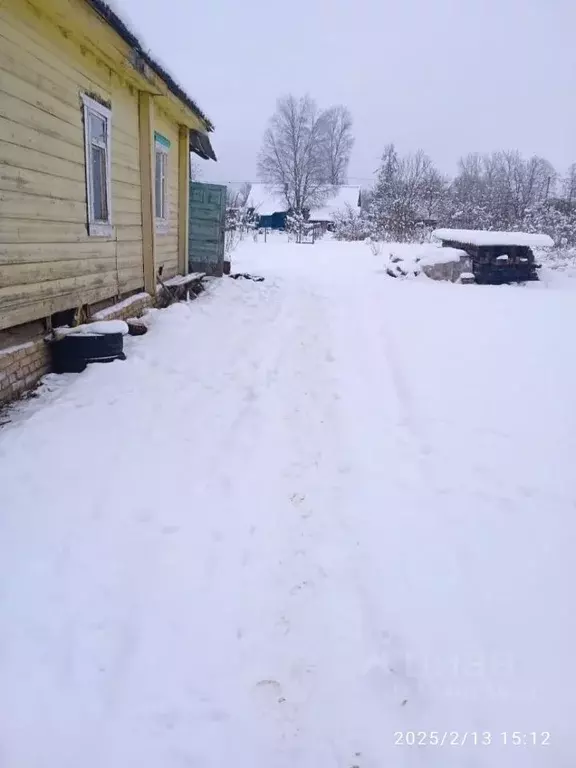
left=318, top=105, right=354, bottom=185
left=562, top=163, right=576, bottom=205
left=257, top=95, right=330, bottom=212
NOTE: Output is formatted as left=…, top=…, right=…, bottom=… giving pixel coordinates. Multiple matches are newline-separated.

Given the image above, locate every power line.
left=210, top=177, right=377, bottom=185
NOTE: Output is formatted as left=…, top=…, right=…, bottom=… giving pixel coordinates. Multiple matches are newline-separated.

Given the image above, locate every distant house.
left=308, top=186, right=362, bottom=232
left=0, top=0, right=216, bottom=403
left=244, top=183, right=362, bottom=230
left=244, top=184, right=289, bottom=230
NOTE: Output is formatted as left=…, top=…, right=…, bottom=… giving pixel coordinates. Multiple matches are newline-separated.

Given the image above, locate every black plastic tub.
left=51, top=332, right=125, bottom=374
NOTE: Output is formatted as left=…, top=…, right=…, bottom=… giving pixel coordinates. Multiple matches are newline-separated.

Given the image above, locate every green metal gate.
left=188, top=182, right=226, bottom=277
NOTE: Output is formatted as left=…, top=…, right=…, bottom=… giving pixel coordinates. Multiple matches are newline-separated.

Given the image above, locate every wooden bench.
left=156, top=271, right=206, bottom=306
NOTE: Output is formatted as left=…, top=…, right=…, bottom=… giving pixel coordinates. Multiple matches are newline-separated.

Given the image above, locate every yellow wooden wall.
left=154, top=109, right=180, bottom=279
left=0, top=0, right=144, bottom=331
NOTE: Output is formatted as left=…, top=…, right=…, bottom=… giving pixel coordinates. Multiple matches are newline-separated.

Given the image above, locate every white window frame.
left=82, top=94, right=113, bottom=237
left=154, top=139, right=169, bottom=234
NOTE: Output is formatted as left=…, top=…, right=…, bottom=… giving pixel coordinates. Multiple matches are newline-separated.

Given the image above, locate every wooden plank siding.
left=154, top=108, right=180, bottom=279
left=0, top=0, right=195, bottom=332
left=0, top=0, right=145, bottom=330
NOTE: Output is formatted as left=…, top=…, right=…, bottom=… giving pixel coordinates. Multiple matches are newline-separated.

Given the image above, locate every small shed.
left=432, top=229, right=553, bottom=284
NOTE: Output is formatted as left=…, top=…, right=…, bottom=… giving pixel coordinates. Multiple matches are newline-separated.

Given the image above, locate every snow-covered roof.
left=309, top=186, right=361, bottom=222
left=432, top=229, right=554, bottom=248
left=245, top=184, right=287, bottom=216
left=245, top=183, right=361, bottom=220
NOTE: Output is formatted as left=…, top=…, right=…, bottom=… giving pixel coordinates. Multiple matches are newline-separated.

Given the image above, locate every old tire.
left=51, top=332, right=125, bottom=374
left=127, top=319, right=148, bottom=336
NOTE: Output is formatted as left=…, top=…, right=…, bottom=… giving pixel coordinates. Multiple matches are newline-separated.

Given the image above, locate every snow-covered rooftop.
left=245, top=183, right=361, bottom=219
left=433, top=229, right=554, bottom=248
left=245, top=184, right=287, bottom=216
left=309, top=186, right=361, bottom=222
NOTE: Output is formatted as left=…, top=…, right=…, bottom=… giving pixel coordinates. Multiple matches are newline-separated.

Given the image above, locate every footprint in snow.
left=290, top=580, right=313, bottom=595
left=162, top=525, right=179, bottom=535
left=363, top=632, right=419, bottom=708
left=253, top=679, right=286, bottom=709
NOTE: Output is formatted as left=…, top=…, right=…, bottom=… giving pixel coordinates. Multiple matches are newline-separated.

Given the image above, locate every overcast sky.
left=115, top=0, right=575, bottom=186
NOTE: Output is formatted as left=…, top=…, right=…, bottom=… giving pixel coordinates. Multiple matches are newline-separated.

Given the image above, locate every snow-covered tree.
left=225, top=183, right=258, bottom=254
left=258, top=95, right=331, bottom=213
left=368, top=146, right=447, bottom=241
left=367, top=143, right=400, bottom=238
left=562, top=164, right=576, bottom=206
left=258, top=95, right=356, bottom=213
left=285, top=210, right=316, bottom=243
left=333, top=204, right=372, bottom=241
left=190, top=157, right=202, bottom=181
left=451, top=151, right=555, bottom=230
left=420, top=166, right=451, bottom=220
left=523, top=200, right=576, bottom=248
left=317, top=105, right=354, bottom=185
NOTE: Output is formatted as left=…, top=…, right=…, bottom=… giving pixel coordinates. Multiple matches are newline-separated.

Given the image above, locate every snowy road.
left=1, top=240, right=575, bottom=767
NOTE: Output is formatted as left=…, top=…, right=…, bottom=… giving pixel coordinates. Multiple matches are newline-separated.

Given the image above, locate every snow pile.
left=92, top=293, right=150, bottom=320
left=433, top=228, right=554, bottom=248
left=0, top=341, right=35, bottom=359
left=78, top=320, right=129, bottom=335
left=378, top=244, right=468, bottom=280
left=532, top=248, right=576, bottom=288
left=418, top=246, right=467, bottom=266
left=54, top=320, right=129, bottom=339
left=538, top=247, right=576, bottom=273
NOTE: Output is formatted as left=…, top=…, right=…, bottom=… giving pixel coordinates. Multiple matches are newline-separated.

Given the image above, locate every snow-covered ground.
left=1, top=236, right=575, bottom=767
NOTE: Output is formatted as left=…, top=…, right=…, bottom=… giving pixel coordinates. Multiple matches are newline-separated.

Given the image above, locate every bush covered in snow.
left=225, top=185, right=258, bottom=255
left=537, top=247, right=576, bottom=272
left=285, top=211, right=318, bottom=243
left=332, top=204, right=372, bottom=241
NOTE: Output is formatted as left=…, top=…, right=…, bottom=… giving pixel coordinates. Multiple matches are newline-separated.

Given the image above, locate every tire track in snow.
left=294, top=281, right=496, bottom=768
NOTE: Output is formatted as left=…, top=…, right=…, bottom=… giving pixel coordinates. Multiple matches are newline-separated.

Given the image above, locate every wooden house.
left=307, top=186, right=362, bottom=232
left=0, top=0, right=216, bottom=402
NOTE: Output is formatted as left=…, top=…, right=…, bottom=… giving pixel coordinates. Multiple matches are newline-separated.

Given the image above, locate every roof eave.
left=189, top=129, right=217, bottom=162
left=85, top=0, right=214, bottom=132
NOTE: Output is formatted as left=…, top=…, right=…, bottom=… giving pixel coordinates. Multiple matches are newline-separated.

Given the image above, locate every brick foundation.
left=0, top=339, right=50, bottom=405
left=0, top=292, right=153, bottom=408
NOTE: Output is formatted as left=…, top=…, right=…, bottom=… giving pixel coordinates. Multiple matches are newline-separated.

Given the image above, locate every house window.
left=154, top=133, right=170, bottom=231
left=82, top=94, right=112, bottom=237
